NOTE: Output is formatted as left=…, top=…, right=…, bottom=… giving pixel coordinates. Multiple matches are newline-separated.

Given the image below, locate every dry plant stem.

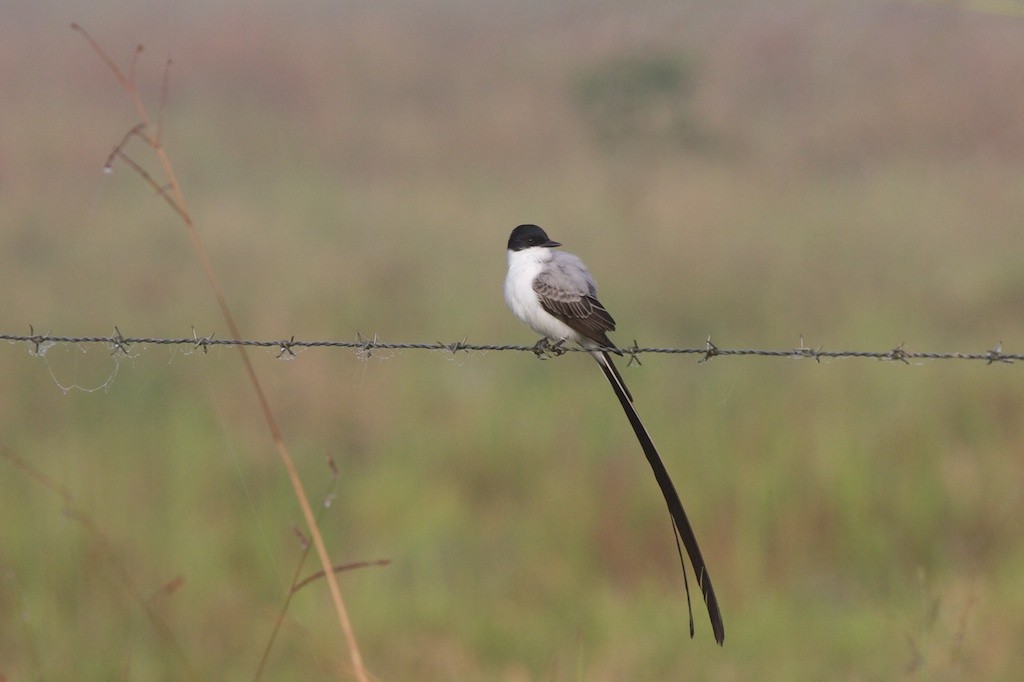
left=71, top=24, right=369, bottom=681
left=1, top=446, right=197, bottom=678
left=256, top=517, right=388, bottom=678
left=254, top=527, right=320, bottom=682
left=256, top=464, right=387, bottom=681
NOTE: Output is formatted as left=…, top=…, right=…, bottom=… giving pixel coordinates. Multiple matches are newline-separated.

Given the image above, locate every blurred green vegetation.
left=2, top=1, right=1024, bottom=679
left=573, top=52, right=714, bottom=152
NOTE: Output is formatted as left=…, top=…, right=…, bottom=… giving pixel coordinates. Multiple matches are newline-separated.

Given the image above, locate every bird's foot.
left=531, top=337, right=568, bottom=359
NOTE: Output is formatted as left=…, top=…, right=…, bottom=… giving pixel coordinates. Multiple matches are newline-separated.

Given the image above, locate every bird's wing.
left=533, top=257, right=617, bottom=347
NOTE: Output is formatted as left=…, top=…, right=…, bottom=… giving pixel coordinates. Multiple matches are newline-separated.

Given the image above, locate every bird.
left=503, top=223, right=724, bottom=645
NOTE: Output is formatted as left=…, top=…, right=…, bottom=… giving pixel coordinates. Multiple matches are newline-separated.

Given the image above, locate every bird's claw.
left=531, top=338, right=567, bottom=359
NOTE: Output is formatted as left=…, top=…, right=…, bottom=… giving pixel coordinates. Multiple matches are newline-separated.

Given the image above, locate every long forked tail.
left=592, top=351, right=725, bottom=645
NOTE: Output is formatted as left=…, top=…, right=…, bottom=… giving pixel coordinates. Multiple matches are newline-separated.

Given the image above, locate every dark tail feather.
left=600, top=348, right=633, bottom=403
left=594, top=352, right=725, bottom=645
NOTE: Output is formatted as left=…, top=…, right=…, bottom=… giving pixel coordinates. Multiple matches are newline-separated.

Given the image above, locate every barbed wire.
left=1, top=327, right=1018, bottom=365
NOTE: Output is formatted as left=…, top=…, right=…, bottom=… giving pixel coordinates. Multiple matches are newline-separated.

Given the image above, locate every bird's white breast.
left=504, top=248, right=581, bottom=343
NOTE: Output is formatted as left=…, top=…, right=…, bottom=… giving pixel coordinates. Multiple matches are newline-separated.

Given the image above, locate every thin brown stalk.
left=255, top=460, right=387, bottom=681
left=72, top=24, right=369, bottom=680
left=292, top=560, right=391, bottom=594
left=158, top=58, right=172, bottom=143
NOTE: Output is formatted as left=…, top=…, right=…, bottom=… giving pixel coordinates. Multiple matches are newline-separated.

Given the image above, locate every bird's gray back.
left=538, top=251, right=598, bottom=299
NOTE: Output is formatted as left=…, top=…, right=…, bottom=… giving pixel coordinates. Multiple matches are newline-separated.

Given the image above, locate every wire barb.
left=793, top=335, right=823, bottom=363
left=986, top=343, right=1012, bottom=365
left=191, top=326, right=214, bottom=354
left=27, top=324, right=46, bottom=355
left=888, top=342, right=910, bottom=364
left=110, top=326, right=132, bottom=356
left=276, top=336, right=297, bottom=359
left=355, top=331, right=375, bottom=359
left=699, top=336, right=719, bottom=363
left=625, top=340, right=643, bottom=368
left=443, top=336, right=470, bottom=354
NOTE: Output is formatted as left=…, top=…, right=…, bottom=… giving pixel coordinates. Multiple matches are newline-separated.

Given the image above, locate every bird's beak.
left=545, top=240, right=562, bottom=248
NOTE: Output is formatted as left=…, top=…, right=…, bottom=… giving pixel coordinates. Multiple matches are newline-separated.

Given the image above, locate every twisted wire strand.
left=1, top=330, right=1018, bottom=364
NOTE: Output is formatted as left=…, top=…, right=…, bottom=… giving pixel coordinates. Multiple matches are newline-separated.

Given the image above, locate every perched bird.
left=504, top=223, right=724, bottom=644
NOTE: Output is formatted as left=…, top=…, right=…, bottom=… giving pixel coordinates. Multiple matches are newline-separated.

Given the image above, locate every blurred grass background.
left=3, top=0, right=1024, bottom=678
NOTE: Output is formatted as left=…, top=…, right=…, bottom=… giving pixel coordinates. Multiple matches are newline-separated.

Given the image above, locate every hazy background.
left=3, top=0, right=1024, bottom=678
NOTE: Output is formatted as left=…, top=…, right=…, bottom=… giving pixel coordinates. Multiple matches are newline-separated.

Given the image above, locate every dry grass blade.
left=71, top=23, right=369, bottom=681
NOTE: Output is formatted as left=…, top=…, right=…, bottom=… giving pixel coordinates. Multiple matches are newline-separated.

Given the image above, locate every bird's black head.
left=507, top=224, right=562, bottom=251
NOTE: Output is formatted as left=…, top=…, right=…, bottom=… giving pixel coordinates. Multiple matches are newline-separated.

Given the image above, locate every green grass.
left=3, top=1, right=1024, bottom=679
